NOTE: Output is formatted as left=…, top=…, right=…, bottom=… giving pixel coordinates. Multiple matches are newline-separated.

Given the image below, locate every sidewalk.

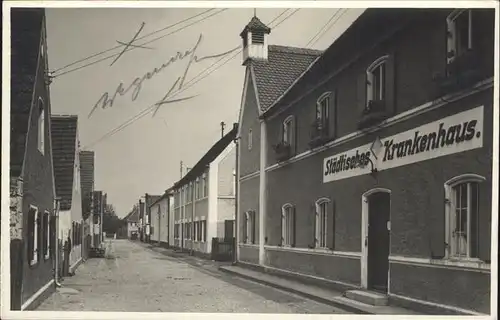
left=218, top=265, right=421, bottom=315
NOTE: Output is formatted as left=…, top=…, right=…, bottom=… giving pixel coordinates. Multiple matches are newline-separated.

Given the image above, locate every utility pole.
left=220, top=121, right=226, bottom=138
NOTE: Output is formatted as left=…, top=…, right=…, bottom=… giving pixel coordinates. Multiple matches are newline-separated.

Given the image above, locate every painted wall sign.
left=323, top=105, right=484, bottom=183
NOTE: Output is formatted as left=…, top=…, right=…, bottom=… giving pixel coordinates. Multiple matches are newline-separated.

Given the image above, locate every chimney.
left=240, top=15, right=271, bottom=65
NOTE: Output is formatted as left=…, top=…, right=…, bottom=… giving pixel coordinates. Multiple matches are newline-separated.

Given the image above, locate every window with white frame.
left=315, top=199, right=329, bottom=248
left=195, top=178, right=199, bottom=200
left=245, top=210, right=256, bottom=244
left=282, top=116, right=294, bottom=145
left=27, top=206, right=39, bottom=265
left=316, top=92, right=330, bottom=126
left=44, top=211, right=50, bottom=259
left=366, top=56, right=388, bottom=106
left=445, top=174, right=484, bottom=259
left=281, top=204, right=295, bottom=247
left=248, top=129, right=253, bottom=150
left=203, top=172, right=208, bottom=197
left=447, top=9, right=472, bottom=64
left=38, top=98, right=45, bottom=154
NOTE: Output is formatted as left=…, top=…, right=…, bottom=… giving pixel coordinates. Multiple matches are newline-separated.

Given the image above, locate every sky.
left=44, top=6, right=364, bottom=218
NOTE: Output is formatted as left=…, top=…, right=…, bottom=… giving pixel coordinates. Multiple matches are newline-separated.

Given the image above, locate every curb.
left=219, top=266, right=371, bottom=314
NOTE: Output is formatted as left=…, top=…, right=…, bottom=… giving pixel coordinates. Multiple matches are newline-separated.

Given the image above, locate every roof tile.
left=252, top=45, right=322, bottom=113
left=51, top=115, right=78, bottom=211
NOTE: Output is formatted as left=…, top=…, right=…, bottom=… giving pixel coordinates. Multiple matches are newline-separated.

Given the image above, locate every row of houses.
left=8, top=8, right=106, bottom=310
left=125, top=124, right=238, bottom=260
left=128, top=8, right=493, bottom=316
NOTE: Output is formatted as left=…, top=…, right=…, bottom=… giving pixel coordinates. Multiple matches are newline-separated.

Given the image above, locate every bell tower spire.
left=240, top=14, right=271, bottom=65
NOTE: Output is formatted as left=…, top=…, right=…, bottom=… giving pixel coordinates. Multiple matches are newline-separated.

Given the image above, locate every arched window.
left=244, top=210, right=256, bottom=244
left=248, top=128, right=253, bottom=150
left=444, top=174, right=485, bottom=259
left=282, top=115, right=295, bottom=145
left=316, top=92, right=331, bottom=123
left=366, top=56, right=389, bottom=104
left=446, top=9, right=472, bottom=64
left=281, top=204, right=295, bottom=247
left=315, top=198, right=330, bottom=248
left=37, top=98, right=45, bottom=155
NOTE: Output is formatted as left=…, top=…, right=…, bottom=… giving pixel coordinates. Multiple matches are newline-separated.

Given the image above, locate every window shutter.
left=291, top=207, right=297, bottom=248
left=312, top=204, right=318, bottom=247
left=327, top=201, right=336, bottom=250
left=281, top=209, right=285, bottom=246
left=477, top=183, right=491, bottom=262
left=357, top=72, right=367, bottom=113
left=429, top=193, right=446, bottom=259
left=252, top=212, right=256, bottom=244
left=385, top=54, right=396, bottom=115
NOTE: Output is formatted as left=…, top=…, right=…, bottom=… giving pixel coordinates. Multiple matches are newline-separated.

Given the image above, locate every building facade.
left=144, top=194, right=161, bottom=243
left=237, top=9, right=494, bottom=315
left=172, top=125, right=237, bottom=257
left=79, top=150, right=94, bottom=254
left=9, top=8, right=57, bottom=310
left=51, top=115, right=84, bottom=275
left=149, top=192, right=174, bottom=247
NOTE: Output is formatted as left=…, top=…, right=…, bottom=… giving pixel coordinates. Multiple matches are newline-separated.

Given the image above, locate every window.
left=366, top=56, right=388, bottom=104
left=27, top=206, right=38, bottom=265
left=195, top=179, right=199, bottom=200
left=244, top=210, right=256, bottom=244
left=43, top=212, right=50, bottom=259
left=203, top=173, right=208, bottom=198
left=202, top=220, right=207, bottom=242
left=174, top=224, right=179, bottom=238
left=248, top=129, right=253, bottom=150
left=232, top=169, right=236, bottom=195
left=447, top=10, right=472, bottom=63
left=281, top=204, right=295, bottom=247
left=38, top=98, right=45, bottom=154
left=445, top=174, right=484, bottom=259
left=282, top=116, right=294, bottom=144
left=316, top=93, right=330, bottom=124
left=315, top=199, right=329, bottom=248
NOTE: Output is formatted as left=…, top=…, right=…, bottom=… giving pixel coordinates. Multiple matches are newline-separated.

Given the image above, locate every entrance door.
left=367, top=192, right=390, bottom=292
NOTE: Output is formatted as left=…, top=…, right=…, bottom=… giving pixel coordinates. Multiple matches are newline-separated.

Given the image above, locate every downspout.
left=233, top=128, right=240, bottom=265
left=54, top=197, right=62, bottom=287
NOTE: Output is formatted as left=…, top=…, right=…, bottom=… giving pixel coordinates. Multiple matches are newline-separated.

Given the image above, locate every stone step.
left=345, top=290, right=389, bottom=306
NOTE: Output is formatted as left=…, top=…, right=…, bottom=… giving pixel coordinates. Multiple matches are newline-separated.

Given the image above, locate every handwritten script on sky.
left=88, top=33, right=240, bottom=119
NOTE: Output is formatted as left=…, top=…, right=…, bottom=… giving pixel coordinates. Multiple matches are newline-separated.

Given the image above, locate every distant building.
left=51, top=115, right=84, bottom=275
left=171, top=124, right=237, bottom=258
left=149, top=191, right=174, bottom=247
left=124, top=206, right=139, bottom=239
left=9, top=8, right=57, bottom=310
left=79, top=150, right=94, bottom=253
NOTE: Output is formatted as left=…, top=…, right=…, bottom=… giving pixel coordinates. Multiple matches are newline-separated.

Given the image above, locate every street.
left=36, top=240, right=348, bottom=313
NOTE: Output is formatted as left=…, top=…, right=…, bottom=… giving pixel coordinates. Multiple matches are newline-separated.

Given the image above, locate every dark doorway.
left=367, top=192, right=391, bottom=293
left=224, top=219, right=235, bottom=239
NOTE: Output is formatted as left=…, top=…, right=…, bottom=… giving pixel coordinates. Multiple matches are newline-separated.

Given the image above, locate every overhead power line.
left=310, top=9, right=349, bottom=47
left=305, top=9, right=343, bottom=47
left=52, top=8, right=228, bottom=78
left=82, top=8, right=299, bottom=150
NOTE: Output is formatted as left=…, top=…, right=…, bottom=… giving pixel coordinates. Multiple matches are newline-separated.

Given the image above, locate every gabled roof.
left=125, top=206, right=139, bottom=222
left=252, top=45, right=323, bottom=113
left=51, top=115, right=78, bottom=211
left=10, top=8, right=45, bottom=177
left=145, top=194, right=162, bottom=210
left=171, top=124, right=237, bottom=190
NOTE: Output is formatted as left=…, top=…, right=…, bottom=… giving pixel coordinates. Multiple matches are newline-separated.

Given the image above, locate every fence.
left=211, top=237, right=235, bottom=262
